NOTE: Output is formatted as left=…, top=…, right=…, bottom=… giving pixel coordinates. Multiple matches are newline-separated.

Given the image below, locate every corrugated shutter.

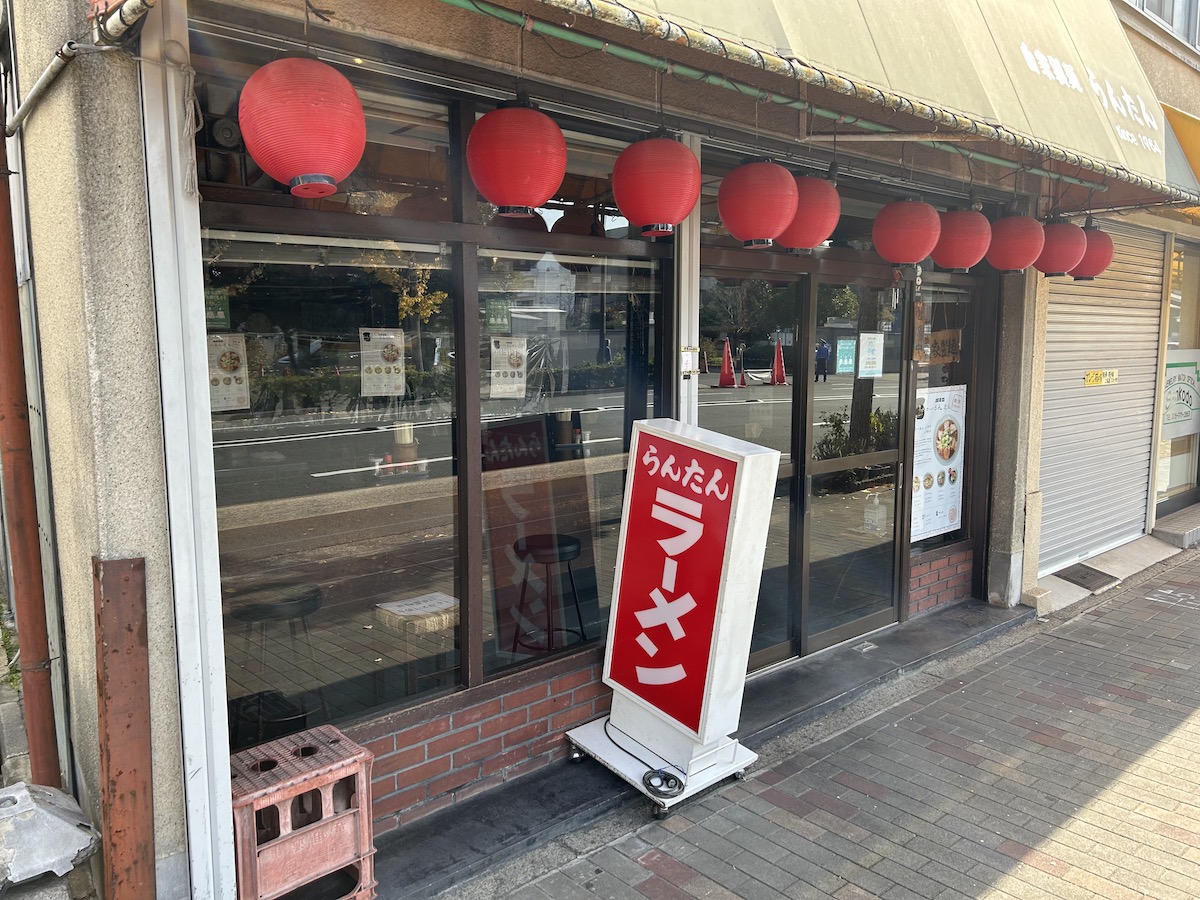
left=1038, top=221, right=1164, bottom=576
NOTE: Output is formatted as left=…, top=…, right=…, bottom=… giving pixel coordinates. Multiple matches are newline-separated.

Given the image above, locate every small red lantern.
left=777, top=176, right=841, bottom=251
left=717, top=159, right=798, bottom=248
left=931, top=209, right=991, bottom=272
left=239, top=57, right=367, bottom=198
left=612, top=136, right=700, bottom=237
left=467, top=99, right=567, bottom=216
left=1069, top=219, right=1114, bottom=280
left=872, top=199, right=941, bottom=264
left=1034, top=220, right=1087, bottom=276
left=985, top=216, right=1044, bottom=273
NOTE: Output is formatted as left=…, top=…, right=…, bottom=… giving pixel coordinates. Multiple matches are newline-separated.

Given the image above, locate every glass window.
left=478, top=248, right=659, bottom=673
left=1158, top=244, right=1200, bottom=505
left=206, top=232, right=459, bottom=748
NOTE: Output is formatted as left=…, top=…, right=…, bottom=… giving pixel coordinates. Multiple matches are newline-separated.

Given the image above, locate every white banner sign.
left=359, top=328, right=405, bottom=397
left=911, top=385, right=967, bottom=542
left=858, top=332, right=884, bottom=379
left=1161, top=350, right=1200, bottom=441
left=207, top=333, right=250, bottom=412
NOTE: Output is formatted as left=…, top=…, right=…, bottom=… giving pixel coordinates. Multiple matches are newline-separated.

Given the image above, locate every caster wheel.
left=568, top=747, right=585, bottom=763
left=733, top=769, right=746, bottom=781
left=652, top=804, right=671, bottom=820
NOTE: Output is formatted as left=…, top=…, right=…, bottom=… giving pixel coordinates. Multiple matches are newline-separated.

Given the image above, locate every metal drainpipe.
left=0, top=87, right=60, bottom=788
left=0, top=0, right=158, bottom=788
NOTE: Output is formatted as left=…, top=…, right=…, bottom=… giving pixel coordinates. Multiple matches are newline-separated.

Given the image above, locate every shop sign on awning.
left=574, top=0, right=1172, bottom=191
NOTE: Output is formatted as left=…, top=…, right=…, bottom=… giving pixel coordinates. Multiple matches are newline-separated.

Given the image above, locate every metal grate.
left=1054, top=563, right=1119, bottom=592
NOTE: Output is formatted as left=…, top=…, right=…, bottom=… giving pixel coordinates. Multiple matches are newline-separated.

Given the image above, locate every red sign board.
left=605, top=431, right=738, bottom=734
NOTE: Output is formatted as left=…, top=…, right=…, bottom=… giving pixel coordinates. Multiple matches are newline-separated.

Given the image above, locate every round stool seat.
left=228, top=583, right=323, bottom=623
left=514, top=534, right=582, bottom=565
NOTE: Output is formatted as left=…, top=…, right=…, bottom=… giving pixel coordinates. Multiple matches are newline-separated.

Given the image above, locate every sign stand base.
left=566, top=716, right=757, bottom=818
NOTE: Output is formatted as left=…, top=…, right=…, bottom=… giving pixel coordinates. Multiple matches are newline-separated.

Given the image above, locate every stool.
left=511, top=534, right=588, bottom=653
left=226, top=582, right=330, bottom=745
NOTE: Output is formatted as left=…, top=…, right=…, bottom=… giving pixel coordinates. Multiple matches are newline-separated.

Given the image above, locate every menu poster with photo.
left=911, top=384, right=967, bottom=542
left=207, top=333, right=250, bottom=412
left=836, top=338, right=857, bottom=375
left=490, top=337, right=527, bottom=399
left=359, top=328, right=405, bottom=397
left=858, top=332, right=884, bottom=378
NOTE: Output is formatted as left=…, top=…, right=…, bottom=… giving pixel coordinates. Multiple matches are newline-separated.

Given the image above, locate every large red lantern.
left=239, top=57, right=367, bottom=198
left=931, top=209, right=991, bottom=272
left=717, top=159, right=798, bottom=248
left=612, top=137, right=700, bottom=237
left=467, top=100, right=567, bottom=216
left=1034, top=221, right=1087, bottom=276
left=985, top=216, right=1044, bottom=273
left=777, top=176, right=841, bottom=251
left=872, top=200, right=941, bottom=264
left=1069, top=219, right=1115, bottom=280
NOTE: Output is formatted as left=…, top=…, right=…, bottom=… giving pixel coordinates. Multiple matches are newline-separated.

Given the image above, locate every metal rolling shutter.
left=1037, top=221, right=1164, bottom=576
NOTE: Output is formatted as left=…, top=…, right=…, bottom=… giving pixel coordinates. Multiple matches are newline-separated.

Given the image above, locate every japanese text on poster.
left=606, top=434, right=736, bottom=734
left=207, top=333, right=250, bottom=412
left=359, top=328, right=405, bottom=397
left=858, top=332, right=884, bottom=378
left=911, top=385, right=967, bottom=542
left=489, top=337, right=527, bottom=399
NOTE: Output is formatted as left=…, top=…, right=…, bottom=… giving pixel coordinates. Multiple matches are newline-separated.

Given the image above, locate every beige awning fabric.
left=533, top=0, right=1199, bottom=206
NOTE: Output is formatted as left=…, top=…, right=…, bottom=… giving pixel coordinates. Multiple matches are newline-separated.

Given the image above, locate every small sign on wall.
left=1082, top=368, right=1118, bottom=386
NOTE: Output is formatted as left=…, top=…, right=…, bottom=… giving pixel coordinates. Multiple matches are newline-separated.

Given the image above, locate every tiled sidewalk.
left=448, top=551, right=1200, bottom=899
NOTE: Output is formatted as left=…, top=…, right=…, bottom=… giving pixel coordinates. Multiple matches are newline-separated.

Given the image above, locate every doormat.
left=1055, top=563, right=1119, bottom=593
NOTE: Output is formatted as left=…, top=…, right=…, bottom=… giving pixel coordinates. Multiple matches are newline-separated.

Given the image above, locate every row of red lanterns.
left=236, top=60, right=1113, bottom=280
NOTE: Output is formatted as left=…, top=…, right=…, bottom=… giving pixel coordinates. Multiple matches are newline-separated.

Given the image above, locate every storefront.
left=9, top=1, right=1200, bottom=896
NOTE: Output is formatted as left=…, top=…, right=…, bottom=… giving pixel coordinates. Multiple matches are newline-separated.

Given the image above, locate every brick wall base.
left=908, top=542, right=973, bottom=617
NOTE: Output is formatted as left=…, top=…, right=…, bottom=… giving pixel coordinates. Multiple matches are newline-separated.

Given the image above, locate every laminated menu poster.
left=911, top=384, right=966, bottom=542
left=359, top=328, right=405, bottom=397
left=490, top=336, right=527, bottom=399
left=207, top=333, right=250, bottom=412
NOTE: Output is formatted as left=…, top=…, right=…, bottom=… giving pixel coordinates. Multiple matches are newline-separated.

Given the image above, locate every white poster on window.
left=1161, top=350, right=1200, bottom=441
left=911, top=384, right=966, bottom=542
left=490, top=337, right=527, bottom=399
left=359, top=328, right=405, bottom=397
left=207, top=333, right=250, bottom=412
left=858, top=332, right=884, bottom=378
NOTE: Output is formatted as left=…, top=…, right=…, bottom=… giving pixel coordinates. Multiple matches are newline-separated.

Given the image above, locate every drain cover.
left=1055, top=563, right=1119, bottom=592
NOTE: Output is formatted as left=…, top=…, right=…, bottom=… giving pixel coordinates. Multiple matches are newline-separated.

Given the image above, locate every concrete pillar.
left=986, top=271, right=1049, bottom=608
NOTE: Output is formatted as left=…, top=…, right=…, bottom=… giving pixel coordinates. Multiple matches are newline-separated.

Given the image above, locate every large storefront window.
left=1158, top=243, right=1200, bottom=511
left=479, top=249, right=658, bottom=673
left=206, top=233, right=460, bottom=748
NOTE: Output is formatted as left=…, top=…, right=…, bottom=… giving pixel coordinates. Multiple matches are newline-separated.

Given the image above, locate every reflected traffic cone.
left=739, top=362, right=747, bottom=387
left=717, top=338, right=736, bottom=387
left=700, top=351, right=709, bottom=374
left=769, top=339, right=788, bottom=385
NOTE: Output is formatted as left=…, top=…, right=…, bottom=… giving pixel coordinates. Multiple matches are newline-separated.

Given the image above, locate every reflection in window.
left=205, top=232, right=459, bottom=748
left=813, top=283, right=903, bottom=460
left=478, top=249, right=658, bottom=674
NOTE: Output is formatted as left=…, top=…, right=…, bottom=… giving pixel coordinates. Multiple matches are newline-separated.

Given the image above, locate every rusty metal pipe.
left=0, top=91, right=61, bottom=788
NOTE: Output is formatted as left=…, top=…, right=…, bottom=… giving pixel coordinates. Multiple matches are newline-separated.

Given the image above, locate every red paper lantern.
left=239, top=57, right=367, bottom=198
left=612, top=137, right=701, bottom=237
left=1034, top=221, right=1087, bottom=276
left=1069, top=222, right=1114, bottom=280
left=931, top=209, right=991, bottom=272
left=985, top=216, right=1045, bottom=273
left=777, top=176, right=841, bottom=251
left=717, top=159, right=798, bottom=248
left=872, top=200, right=941, bottom=264
left=467, top=101, right=567, bottom=216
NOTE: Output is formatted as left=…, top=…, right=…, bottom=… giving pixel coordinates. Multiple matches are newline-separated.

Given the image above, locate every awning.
left=532, top=0, right=1200, bottom=207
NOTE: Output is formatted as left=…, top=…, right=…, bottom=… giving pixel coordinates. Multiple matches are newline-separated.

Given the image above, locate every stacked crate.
left=230, top=725, right=375, bottom=900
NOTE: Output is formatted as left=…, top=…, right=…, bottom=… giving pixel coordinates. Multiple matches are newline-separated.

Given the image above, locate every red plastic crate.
left=231, top=725, right=375, bottom=900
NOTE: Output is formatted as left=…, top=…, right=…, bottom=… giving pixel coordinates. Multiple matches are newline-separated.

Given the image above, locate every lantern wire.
left=302, top=1, right=333, bottom=52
